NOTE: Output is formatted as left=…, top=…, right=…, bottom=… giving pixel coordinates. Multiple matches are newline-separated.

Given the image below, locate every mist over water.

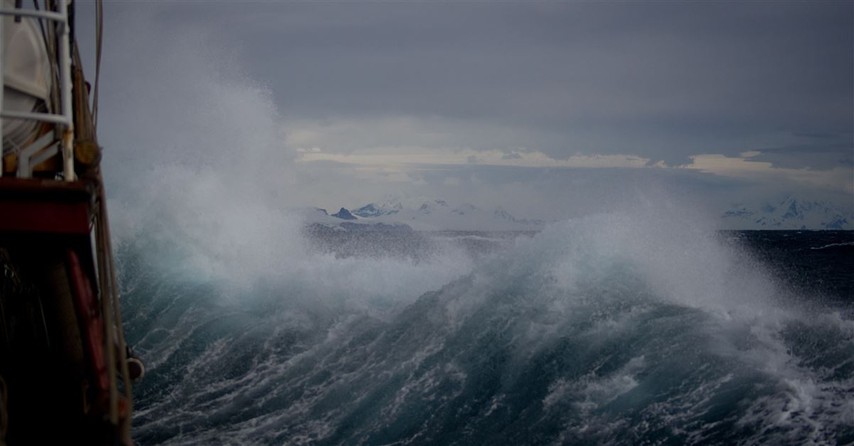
left=116, top=202, right=854, bottom=445
left=93, top=14, right=854, bottom=444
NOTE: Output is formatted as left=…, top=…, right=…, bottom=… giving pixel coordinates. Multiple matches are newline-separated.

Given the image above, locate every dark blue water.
left=118, top=218, right=853, bottom=445
left=725, top=231, right=853, bottom=309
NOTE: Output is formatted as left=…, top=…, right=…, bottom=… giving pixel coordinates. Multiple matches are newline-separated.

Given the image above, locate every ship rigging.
left=0, top=1, right=138, bottom=444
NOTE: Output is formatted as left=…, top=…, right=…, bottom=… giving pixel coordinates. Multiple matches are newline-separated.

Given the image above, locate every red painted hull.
left=0, top=177, right=131, bottom=444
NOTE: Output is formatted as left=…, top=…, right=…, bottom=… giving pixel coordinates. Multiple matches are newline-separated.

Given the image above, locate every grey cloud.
left=752, top=139, right=854, bottom=170
left=77, top=1, right=852, bottom=212
left=88, top=2, right=852, bottom=164
left=269, top=3, right=844, bottom=165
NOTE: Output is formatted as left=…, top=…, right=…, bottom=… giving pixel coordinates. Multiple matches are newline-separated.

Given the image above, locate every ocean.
left=117, top=215, right=853, bottom=445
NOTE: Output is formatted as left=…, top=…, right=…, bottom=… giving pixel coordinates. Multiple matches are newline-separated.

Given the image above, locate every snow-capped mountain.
left=721, top=196, right=853, bottom=230
left=305, top=198, right=545, bottom=231
left=362, top=199, right=545, bottom=231
left=352, top=202, right=401, bottom=218
left=331, top=208, right=357, bottom=220
left=294, top=206, right=412, bottom=233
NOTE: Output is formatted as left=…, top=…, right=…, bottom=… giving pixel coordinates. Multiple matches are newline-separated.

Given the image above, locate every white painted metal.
left=0, top=0, right=74, bottom=180
left=16, top=130, right=56, bottom=177
left=58, top=0, right=73, bottom=181
left=1, top=110, right=69, bottom=125
left=0, top=8, right=65, bottom=23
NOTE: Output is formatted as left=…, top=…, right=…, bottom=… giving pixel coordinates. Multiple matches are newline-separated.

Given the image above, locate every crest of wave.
left=98, top=10, right=473, bottom=312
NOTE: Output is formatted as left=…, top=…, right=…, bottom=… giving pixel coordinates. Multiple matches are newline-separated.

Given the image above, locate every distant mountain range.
left=721, top=196, right=853, bottom=230
left=305, top=199, right=545, bottom=232
left=300, top=195, right=852, bottom=232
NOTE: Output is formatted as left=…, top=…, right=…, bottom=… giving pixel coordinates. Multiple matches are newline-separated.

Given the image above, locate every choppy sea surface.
left=118, top=218, right=853, bottom=445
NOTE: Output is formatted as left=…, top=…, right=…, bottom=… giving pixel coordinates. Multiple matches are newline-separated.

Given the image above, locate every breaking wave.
left=97, top=12, right=853, bottom=444
left=117, top=207, right=854, bottom=445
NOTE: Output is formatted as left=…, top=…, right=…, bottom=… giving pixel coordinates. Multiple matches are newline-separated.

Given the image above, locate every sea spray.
left=116, top=202, right=854, bottom=445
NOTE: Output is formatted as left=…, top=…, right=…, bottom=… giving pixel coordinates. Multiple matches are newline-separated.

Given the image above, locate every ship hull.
left=0, top=177, right=125, bottom=444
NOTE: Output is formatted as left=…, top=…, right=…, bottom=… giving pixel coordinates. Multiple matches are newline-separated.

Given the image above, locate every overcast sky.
left=82, top=1, right=853, bottom=221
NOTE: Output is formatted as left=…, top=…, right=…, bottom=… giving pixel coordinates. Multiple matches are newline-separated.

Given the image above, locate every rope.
left=97, top=173, right=134, bottom=443
left=91, top=0, right=103, bottom=130
left=92, top=171, right=133, bottom=444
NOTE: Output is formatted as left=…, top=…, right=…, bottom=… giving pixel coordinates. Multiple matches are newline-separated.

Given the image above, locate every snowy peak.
left=332, top=208, right=357, bottom=220
left=352, top=203, right=400, bottom=218
left=417, top=200, right=450, bottom=215
left=451, top=203, right=477, bottom=216
left=722, top=196, right=853, bottom=230
left=352, top=204, right=381, bottom=218
left=341, top=199, right=546, bottom=231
